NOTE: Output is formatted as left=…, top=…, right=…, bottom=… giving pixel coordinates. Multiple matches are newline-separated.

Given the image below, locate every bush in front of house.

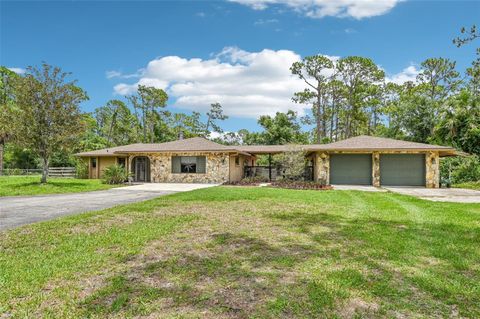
left=102, top=164, right=128, bottom=184
left=225, top=176, right=271, bottom=186
left=270, top=180, right=333, bottom=190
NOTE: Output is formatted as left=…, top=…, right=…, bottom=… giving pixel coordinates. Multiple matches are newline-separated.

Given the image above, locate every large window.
left=172, top=156, right=206, bottom=174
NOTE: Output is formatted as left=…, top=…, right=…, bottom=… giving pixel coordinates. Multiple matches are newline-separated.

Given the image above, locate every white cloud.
left=8, top=67, right=25, bottom=74
left=229, top=0, right=401, bottom=19
left=254, top=18, right=279, bottom=25
left=113, top=48, right=415, bottom=118
left=106, top=69, right=144, bottom=79
left=344, top=27, right=357, bottom=34
left=195, top=12, right=206, bottom=17
left=114, top=47, right=309, bottom=118
left=386, top=65, right=419, bottom=85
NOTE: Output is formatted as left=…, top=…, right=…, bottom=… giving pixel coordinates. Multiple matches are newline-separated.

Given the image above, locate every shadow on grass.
left=78, top=209, right=480, bottom=318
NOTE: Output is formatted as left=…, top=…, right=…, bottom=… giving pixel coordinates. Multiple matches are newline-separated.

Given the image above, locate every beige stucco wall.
left=98, top=157, right=116, bottom=178
left=86, top=156, right=125, bottom=179
left=229, top=154, right=249, bottom=182
left=127, top=152, right=230, bottom=184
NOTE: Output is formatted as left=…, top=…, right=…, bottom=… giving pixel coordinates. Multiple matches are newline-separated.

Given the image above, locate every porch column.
left=426, top=151, right=440, bottom=188
left=372, top=152, right=380, bottom=187
left=314, top=152, right=329, bottom=185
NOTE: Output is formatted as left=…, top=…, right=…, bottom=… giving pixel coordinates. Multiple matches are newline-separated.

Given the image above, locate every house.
left=75, top=135, right=457, bottom=188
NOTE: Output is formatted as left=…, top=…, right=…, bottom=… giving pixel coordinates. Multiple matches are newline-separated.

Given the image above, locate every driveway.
left=384, top=187, right=480, bottom=203
left=0, top=183, right=218, bottom=231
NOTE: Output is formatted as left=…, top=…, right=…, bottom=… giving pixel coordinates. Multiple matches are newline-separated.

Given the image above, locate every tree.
left=453, top=25, right=479, bottom=47
left=167, top=112, right=204, bottom=140
left=416, top=58, right=460, bottom=101
left=256, top=110, right=309, bottom=145
left=0, top=67, right=19, bottom=175
left=276, top=146, right=307, bottom=181
left=205, top=102, right=228, bottom=136
left=95, top=99, right=138, bottom=146
left=435, top=90, right=480, bottom=155
left=291, top=55, right=334, bottom=142
left=127, top=85, right=168, bottom=143
left=336, top=56, right=385, bottom=138
left=13, top=63, right=88, bottom=183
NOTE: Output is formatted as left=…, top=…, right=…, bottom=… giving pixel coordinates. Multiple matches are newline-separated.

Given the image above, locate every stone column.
left=372, top=152, right=380, bottom=187
left=426, top=151, right=440, bottom=188
left=315, top=152, right=330, bottom=185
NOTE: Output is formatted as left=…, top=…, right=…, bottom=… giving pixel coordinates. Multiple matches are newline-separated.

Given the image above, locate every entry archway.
left=131, top=156, right=151, bottom=182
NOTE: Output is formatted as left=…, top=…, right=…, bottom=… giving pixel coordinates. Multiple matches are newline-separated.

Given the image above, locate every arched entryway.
left=131, top=156, right=151, bottom=182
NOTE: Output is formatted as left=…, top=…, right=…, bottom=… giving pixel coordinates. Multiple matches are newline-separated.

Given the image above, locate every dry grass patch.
left=1, top=186, right=479, bottom=318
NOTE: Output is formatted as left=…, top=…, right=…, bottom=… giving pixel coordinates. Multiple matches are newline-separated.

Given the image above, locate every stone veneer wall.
left=314, top=152, right=330, bottom=185
left=128, top=152, right=230, bottom=184
left=425, top=151, right=440, bottom=188
left=372, top=152, right=380, bottom=187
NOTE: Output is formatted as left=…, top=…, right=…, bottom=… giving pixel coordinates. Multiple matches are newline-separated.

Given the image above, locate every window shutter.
left=172, top=156, right=181, bottom=173
left=196, top=156, right=206, bottom=173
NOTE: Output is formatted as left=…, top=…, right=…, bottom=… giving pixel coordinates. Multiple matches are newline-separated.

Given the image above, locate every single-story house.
left=76, top=135, right=457, bottom=188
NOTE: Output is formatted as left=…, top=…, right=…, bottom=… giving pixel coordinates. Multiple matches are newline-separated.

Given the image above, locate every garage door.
left=330, top=154, right=372, bottom=185
left=380, top=154, right=425, bottom=186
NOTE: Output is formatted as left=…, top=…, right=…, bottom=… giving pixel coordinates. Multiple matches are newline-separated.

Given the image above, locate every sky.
left=1, top=0, right=479, bottom=132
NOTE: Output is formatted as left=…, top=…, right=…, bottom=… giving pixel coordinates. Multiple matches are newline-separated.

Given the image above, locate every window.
left=172, top=156, right=206, bottom=174
left=235, top=156, right=240, bottom=166
left=91, top=158, right=97, bottom=169
left=118, top=158, right=126, bottom=168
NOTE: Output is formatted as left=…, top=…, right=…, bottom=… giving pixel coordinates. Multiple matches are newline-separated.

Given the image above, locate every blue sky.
left=1, top=0, right=479, bottom=132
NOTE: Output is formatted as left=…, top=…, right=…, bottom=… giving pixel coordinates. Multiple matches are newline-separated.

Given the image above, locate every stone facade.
left=425, top=151, right=440, bottom=188
left=314, top=152, right=330, bottom=185
left=372, top=152, right=380, bottom=187
left=128, top=152, right=230, bottom=184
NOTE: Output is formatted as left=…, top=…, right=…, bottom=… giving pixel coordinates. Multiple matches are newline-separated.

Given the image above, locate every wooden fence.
left=48, top=167, right=76, bottom=178
left=1, top=167, right=76, bottom=178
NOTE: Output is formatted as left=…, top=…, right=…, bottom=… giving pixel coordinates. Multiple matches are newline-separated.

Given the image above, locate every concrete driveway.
left=0, top=183, right=218, bottom=231
left=384, top=187, right=480, bottom=203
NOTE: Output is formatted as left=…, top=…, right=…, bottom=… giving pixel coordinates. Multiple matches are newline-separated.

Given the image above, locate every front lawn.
left=454, top=181, right=480, bottom=190
left=1, top=187, right=479, bottom=318
left=0, top=176, right=121, bottom=197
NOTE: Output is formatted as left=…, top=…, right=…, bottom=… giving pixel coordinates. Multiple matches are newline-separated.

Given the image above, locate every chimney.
left=178, top=131, right=184, bottom=140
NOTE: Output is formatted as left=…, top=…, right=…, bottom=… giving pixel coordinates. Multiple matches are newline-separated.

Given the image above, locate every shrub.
left=75, top=160, right=89, bottom=179
left=270, top=181, right=332, bottom=190
left=440, top=155, right=480, bottom=184
left=275, top=146, right=307, bottom=181
left=102, top=164, right=128, bottom=184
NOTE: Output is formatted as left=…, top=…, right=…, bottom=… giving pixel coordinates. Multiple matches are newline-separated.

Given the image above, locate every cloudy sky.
left=1, top=0, right=479, bottom=131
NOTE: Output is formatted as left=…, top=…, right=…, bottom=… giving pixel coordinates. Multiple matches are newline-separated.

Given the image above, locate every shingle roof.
left=305, top=135, right=455, bottom=152
left=76, top=137, right=248, bottom=156
left=234, top=145, right=299, bottom=154
left=76, top=135, right=457, bottom=157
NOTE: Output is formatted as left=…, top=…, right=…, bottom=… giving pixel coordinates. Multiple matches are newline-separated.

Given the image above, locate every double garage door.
left=329, top=154, right=425, bottom=186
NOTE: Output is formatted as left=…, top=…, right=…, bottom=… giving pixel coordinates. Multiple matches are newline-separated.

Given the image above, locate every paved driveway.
left=0, top=183, right=218, bottom=231
left=384, top=187, right=480, bottom=203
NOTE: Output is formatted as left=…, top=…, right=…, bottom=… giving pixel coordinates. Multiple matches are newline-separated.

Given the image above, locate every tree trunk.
left=0, top=141, right=4, bottom=176
left=41, top=157, right=49, bottom=184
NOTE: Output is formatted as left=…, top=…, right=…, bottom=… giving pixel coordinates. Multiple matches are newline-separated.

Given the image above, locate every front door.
left=135, top=157, right=147, bottom=182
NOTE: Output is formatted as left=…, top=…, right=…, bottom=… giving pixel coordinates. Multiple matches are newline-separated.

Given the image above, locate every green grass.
left=0, top=176, right=121, bottom=196
left=1, top=186, right=479, bottom=318
left=453, top=181, right=480, bottom=190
